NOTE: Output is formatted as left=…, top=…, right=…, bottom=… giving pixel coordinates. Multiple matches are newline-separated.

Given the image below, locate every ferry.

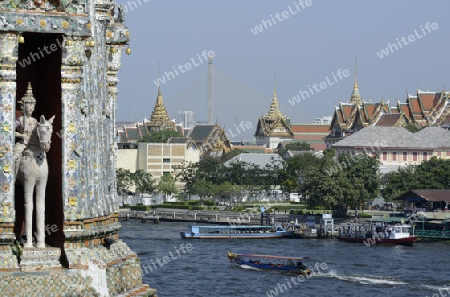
left=180, top=225, right=294, bottom=239
left=227, top=252, right=311, bottom=275
left=336, top=222, right=418, bottom=245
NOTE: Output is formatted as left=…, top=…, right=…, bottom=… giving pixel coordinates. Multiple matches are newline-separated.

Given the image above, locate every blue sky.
left=115, top=0, right=450, bottom=140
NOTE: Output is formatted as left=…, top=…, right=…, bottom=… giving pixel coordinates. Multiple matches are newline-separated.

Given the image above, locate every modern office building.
left=177, top=110, right=196, bottom=129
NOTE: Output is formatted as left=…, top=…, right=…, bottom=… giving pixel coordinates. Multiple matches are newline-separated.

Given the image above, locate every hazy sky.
left=114, top=0, right=450, bottom=140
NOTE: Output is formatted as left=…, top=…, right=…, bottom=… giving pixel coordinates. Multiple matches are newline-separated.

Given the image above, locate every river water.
left=119, top=221, right=450, bottom=297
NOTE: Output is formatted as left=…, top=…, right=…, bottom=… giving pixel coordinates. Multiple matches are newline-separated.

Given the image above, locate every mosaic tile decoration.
left=0, top=245, right=19, bottom=271
left=65, top=240, right=149, bottom=296
left=0, top=270, right=99, bottom=297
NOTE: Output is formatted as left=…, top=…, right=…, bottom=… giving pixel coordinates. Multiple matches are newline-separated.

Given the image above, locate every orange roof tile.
left=293, top=135, right=327, bottom=141
left=364, top=103, right=377, bottom=118
left=374, top=114, right=401, bottom=126
left=419, top=93, right=437, bottom=110
left=310, top=143, right=326, bottom=151
left=399, top=103, right=412, bottom=119
left=291, top=125, right=331, bottom=133
left=409, top=97, right=421, bottom=114
left=341, top=105, right=353, bottom=120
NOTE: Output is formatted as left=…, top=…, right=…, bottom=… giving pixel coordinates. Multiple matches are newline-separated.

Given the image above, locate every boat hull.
left=336, top=236, right=418, bottom=246
left=227, top=253, right=311, bottom=275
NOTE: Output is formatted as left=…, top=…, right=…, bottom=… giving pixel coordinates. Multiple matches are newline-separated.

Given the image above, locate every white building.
left=177, top=110, right=196, bottom=129
left=116, top=141, right=200, bottom=190
left=332, top=126, right=450, bottom=174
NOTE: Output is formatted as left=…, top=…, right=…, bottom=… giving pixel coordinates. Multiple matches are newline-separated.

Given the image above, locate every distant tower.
left=177, top=110, right=196, bottom=129
left=207, top=56, right=214, bottom=124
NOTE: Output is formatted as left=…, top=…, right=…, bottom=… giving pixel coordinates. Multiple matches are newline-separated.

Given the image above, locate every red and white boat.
left=336, top=222, right=418, bottom=246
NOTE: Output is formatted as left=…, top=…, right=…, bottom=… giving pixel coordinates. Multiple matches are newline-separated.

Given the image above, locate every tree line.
left=117, top=137, right=450, bottom=215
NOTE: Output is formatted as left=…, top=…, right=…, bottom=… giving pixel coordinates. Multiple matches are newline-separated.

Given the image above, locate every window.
left=382, top=152, right=387, bottom=161
left=403, top=152, right=407, bottom=162
left=423, top=152, right=428, bottom=161
left=392, top=152, right=397, bottom=162
left=163, top=171, right=170, bottom=176
left=163, top=158, right=170, bottom=163
left=413, top=152, right=417, bottom=162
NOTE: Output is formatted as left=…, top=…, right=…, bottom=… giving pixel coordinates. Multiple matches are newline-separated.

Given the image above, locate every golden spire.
left=350, top=58, right=361, bottom=104
left=149, top=85, right=175, bottom=131
left=157, top=85, right=163, bottom=105
left=156, top=62, right=164, bottom=106
left=268, top=75, right=282, bottom=118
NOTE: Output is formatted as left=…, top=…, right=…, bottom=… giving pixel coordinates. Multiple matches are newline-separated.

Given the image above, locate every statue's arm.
left=15, top=118, right=24, bottom=140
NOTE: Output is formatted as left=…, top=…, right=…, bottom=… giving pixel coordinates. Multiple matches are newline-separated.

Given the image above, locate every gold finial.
left=273, top=75, right=277, bottom=99
left=350, top=57, right=361, bottom=103
left=268, top=76, right=282, bottom=118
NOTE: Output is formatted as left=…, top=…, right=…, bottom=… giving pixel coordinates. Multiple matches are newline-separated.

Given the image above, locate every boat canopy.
left=230, top=253, right=305, bottom=261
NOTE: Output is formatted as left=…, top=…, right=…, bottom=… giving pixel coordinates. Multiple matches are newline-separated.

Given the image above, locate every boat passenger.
left=386, top=226, right=392, bottom=238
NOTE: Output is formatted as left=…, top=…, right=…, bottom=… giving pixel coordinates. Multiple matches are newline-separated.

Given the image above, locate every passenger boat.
left=227, top=252, right=311, bottom=275
left=336, top=222, right=418, bottom=245
left=180, top=225, right=294, bottom=239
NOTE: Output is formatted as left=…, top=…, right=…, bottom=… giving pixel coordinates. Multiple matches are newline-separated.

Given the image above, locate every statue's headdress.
left=19, top=82, right=36, bottom=105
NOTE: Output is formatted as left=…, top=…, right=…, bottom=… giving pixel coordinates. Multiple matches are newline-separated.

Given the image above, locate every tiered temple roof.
left=187, top=123, right=231, bottom=155
left=324, top=65, right=450, bottom=148
left=254, top=84, right=294, bottom=139
left=147, top=87, right=176, bottom=132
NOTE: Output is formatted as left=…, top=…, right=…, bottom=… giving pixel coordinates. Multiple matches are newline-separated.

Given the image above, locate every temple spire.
left=156, top=62, right=163, bottom=105
left=273, top=75, right=277, bottom=99
left=148, top=85, right=176, bottom=132
left=268, top=75, right=282, bottom=118
left=350, top=58, right=361, bottom=104
left=157, top=85, right=163, bottom=105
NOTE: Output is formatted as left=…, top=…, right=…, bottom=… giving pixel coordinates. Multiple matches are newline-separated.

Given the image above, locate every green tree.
left=301, top=152, right=381, bottom=217
left=382, top=165, right=416, bottom=201
left=157, top=174, right=178, bottom=203
left=196, top=157, right=225, bottom=184
left=173, top=161, right=198, bottom=199
left=338, top=153, right=381, bottom=212
left=382, top=157, right=450, bottom=200
left=138, top=129, right=181, bottom=143
left=116, top=168, right=134, bottom=195
left=132, top=169, right=156, bottom=198
left=279, top=152, right=324, bottom=193
left=277, top=141, right=312, bottom=156
left=220, top=148, right=248, bottom=163
left=414, top=157, right=450, bottom=189
left=191, top=180, right=215, bottom=201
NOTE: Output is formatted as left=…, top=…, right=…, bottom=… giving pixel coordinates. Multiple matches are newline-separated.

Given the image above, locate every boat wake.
left=422, top=284, right=450, bottom=292
left=314, top=271, right=408, bottom=286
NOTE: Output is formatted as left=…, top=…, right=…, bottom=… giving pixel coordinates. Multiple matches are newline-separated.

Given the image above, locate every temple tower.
left=0, top=0, right=155, bottom=295
left=147, top=86, right=176, bottom=132
left=254, top=79, right=294, bottom=149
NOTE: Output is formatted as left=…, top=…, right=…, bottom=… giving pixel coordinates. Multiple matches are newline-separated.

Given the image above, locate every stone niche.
left=0, top=1, right=156, bottom=296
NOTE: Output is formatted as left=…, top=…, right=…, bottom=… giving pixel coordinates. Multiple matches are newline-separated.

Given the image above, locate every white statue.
left=15, top=83, right=55, bottom=248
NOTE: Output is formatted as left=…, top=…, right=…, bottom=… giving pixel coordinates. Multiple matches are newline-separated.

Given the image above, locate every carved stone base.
left=20, top=247, right=62, bottom=272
